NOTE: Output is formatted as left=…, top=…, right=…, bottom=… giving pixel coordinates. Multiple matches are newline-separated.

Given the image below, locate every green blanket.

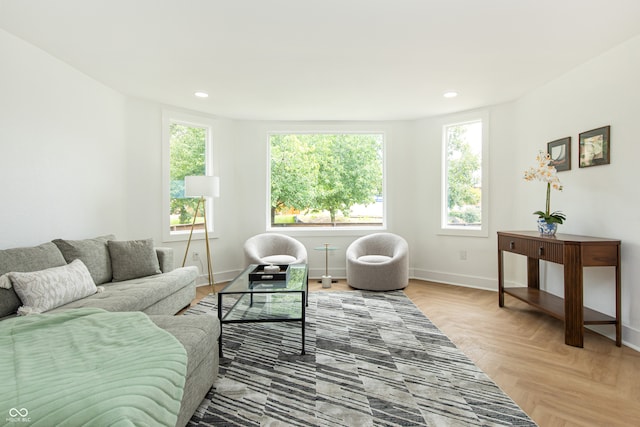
left=0, top=308, right=187, bottom=426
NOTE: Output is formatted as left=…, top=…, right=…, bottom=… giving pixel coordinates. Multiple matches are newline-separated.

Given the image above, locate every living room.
left=1, top=1, right=639, bottom=425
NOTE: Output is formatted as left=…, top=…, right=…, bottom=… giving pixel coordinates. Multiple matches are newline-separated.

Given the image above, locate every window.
left=268, top=133, right=384, bottom=229
left=162, top=111, right=214, bottom=241
left=441, top=113, right=488, bottom=236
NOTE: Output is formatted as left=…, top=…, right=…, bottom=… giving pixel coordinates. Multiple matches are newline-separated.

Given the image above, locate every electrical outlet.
left=459, top=250, right=467, bottom=261
left=192, top=252, right=200, bottom=260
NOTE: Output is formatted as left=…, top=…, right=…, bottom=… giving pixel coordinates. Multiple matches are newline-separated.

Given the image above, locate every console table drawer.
left=498, top=236, right=563, bottom=263
left=498, top=236, right=528, bottom=255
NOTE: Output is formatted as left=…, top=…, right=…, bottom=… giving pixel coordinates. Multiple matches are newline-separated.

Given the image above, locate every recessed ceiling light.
left=443, top=91, right=458, bottom=98
left=194, top=91, right=209, bottom=98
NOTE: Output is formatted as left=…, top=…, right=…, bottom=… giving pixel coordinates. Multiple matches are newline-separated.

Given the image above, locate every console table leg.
left=498, top=250, right=504, bottom=307
left=527, top=257, right=540, bottom=289
left=564, top=243, right=584, bottom=347
left=616, top=255, right=622, bottom=346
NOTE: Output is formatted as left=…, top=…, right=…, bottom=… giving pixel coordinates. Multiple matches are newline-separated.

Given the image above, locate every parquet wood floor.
left=191, top=279, right=640, bottom=427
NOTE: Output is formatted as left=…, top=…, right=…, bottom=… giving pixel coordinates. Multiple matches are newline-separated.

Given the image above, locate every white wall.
left=509, top=34, right=640, bottom=346
left=1, top=25, right=638, bottom=347
left=0, top=29, right=128, bottom=247
left=120, top=116, right=421, bottom=282
left=230, top=120, right=417, bottom=280
left=408, top=35, right=640, bottom=347
left=410, top=105, right=520, bottom=289
left=121, top=99, right=242, bottom=282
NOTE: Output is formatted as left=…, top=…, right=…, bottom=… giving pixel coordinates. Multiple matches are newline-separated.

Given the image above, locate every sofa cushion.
left=0, top=242, right=67, bottom=318
left=47, top=266, right=198, bottom=314
left=9, top=259, right=98, bottom=315
left=148, top=314, right=219, bottom=378
left=108, top=238, right=161, bottom=281
left=52, top=235, right=115, bottom=285
left=358, top=255, right=392, bottom=263
left=261, top=255, right=298, bottom=264
left=148, top=313, right=219, bottom=427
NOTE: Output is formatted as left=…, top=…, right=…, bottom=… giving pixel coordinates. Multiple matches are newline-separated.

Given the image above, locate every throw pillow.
left=107, top=238, right=161, bottom=282
left=52, top=235, right=115, bottom=285
left=9, top=259, right=98, bottom=315
left=0, top=241, right=68, bottom=317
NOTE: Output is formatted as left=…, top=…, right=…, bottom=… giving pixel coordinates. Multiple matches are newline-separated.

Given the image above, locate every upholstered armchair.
left=243, top=233, right=308, bottom=265
left=346, top=232, right=409, bottom=291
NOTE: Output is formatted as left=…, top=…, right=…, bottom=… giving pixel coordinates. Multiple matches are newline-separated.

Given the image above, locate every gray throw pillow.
left=108, top=238, right=161, bottom=282
left=52, top=235, right=115, bottom=285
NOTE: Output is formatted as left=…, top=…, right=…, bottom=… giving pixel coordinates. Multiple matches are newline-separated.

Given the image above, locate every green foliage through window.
left=444, top=121, right=482, bottom=227
left=270, top=133, right=384, bottom=227
left=169, top=123, right=207, bottom=231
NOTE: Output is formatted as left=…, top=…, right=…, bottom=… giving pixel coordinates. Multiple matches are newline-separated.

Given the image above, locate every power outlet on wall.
left=459, top=250, right=467, bottom=261
left=192, top=252, right=200, bottom=260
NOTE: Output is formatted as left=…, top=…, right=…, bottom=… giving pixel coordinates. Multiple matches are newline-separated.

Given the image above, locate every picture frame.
left=579, top=126, right=610, bottom=168
left=547, top=137, right=571, bottom=171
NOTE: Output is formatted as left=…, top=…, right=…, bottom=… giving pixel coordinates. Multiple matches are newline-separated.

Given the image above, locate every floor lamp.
left=182, top=175, right=220, bottom=294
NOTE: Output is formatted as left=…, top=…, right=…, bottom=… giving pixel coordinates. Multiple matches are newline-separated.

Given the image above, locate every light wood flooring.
left=190, top=279, right=640, bottom=427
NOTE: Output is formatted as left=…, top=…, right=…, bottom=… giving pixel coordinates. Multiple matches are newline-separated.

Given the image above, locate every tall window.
left=269, top=133, right=384, bottom=228
left=441, top=114, right=488, bottom=236
left=162, top=112, right=213, bottom=240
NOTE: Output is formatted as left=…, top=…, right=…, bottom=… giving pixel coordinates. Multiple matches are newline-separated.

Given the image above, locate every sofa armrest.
left=155, top=247, right=174, bottom=273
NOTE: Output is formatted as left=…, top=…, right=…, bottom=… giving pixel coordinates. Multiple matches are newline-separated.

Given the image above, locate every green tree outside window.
left=169, top=123, right=207, bottom=226
left=445, top=122, right=482, bottom=226
left=270, top=133, right=383, bottom=227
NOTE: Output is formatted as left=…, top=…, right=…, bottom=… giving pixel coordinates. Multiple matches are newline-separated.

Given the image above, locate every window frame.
left=439, top=110, right=489, bottom=237
left=266, top=130, right=387, bottom=233
left=161, top=110, right=218, bottom=243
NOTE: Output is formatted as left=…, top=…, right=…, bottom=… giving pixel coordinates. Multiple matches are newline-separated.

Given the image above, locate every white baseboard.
left=194, top=269, right=242, bottom=286
left=309, top=267, right=346, bottom=280
left=586, top=324, right=640, bottom=352
left=411, top=268, right=497, bottom=291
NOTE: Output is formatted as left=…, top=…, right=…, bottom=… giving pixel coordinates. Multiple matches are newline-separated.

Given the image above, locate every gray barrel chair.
left=243, top=233, right=308, bottom=265
left=346, top=232, right=409, bottom=291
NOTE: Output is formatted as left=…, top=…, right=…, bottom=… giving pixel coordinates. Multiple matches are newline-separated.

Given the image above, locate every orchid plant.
left=523, top=151, right=566, bottom=224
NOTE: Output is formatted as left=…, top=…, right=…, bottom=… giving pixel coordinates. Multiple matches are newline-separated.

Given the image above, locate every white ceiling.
left=1, top=0, right=640, bottom=121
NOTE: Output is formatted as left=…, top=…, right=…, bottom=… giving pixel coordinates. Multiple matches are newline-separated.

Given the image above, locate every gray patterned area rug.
left=185, top=291, right=536, bottom=426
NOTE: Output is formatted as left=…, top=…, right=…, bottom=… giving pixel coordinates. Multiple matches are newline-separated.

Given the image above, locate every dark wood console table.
left=497, top=231, right=621, bottom=347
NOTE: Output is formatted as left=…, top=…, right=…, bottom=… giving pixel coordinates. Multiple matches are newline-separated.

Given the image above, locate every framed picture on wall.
left=579, top=126, right=610, bottom=168
left=547, top=137, right=571, bottom=171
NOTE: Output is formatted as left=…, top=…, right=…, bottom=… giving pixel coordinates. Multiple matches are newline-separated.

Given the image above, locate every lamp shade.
left=184, top=175, right=220, bottom=198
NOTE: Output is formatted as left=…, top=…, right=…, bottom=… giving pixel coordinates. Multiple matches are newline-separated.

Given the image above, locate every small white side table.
left=314, top=243, right=338, bottom=288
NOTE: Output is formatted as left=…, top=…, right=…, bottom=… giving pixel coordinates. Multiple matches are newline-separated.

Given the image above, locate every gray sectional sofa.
left=0, top=235, right=219, bottom=427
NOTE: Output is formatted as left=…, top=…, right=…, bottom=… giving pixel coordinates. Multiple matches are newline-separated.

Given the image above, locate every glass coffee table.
left=217, top=263, right=308, bottom=357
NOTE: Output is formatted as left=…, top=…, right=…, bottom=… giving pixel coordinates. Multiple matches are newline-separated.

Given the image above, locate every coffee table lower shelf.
left=217, top=291, right=306, bottom=358
left=217, top=264, right=309, bottom=358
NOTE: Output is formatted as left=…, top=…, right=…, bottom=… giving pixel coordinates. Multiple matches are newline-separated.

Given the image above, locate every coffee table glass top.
left=218, top=263, right=307, bottom=321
